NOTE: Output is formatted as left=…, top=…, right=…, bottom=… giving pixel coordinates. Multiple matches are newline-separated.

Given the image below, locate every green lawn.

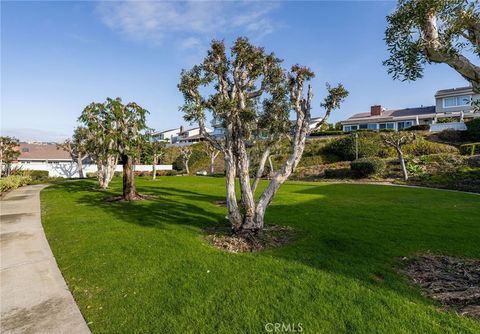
left=41, top=177, right=480, bottom=333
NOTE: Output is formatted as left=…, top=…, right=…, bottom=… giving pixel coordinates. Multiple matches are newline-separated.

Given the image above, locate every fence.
left=430, top=122, right=467, bottom=132
left=10, top=162, right=172, bottom=178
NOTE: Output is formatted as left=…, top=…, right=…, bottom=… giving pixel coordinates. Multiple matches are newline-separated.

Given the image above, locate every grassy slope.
left=41, top=177, right=480, bottom=333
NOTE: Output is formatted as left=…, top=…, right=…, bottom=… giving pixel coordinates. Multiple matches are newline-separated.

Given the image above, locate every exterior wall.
left=342, top=119, right=424, bottom=132
left=435, top=91, right=480, bottom=114
left=11, top=162, right=172, bottom=178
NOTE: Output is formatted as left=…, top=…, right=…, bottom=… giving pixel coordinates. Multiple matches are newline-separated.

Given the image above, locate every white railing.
left=430, top=122, right=467, bottom=132
left=10, top=162, right=172, bottom=178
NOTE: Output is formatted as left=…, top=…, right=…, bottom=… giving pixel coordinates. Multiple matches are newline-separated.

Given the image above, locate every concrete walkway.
left=1, top=184, right=90, bottom=334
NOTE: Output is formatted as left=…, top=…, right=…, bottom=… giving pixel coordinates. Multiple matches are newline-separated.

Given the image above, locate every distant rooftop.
left=18, top=143, right=71, bottom=161
left=344, top=106, right=435, bottom=122
left=435, top=86, right=473, bottom=96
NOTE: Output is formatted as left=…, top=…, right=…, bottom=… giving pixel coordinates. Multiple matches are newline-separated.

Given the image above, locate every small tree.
left=381, top=132, right=416, bottom=181
left=0, top=136, right=20, bottom=178
left=385, top=0, right=480, bottom=92
left=144, top=138, right=165, bottom=180
left=179, top=37, right=348, bottom=234
left=179, top=146, right=193, bottom=175
left=80, top=98, right=149, bottom=200
left=57, top=127, right=89, bottom=178
left=203, top=142, right=220, bottom=174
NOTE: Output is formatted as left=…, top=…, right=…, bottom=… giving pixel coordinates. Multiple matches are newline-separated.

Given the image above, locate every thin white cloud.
left=95, top=1, right=281, bottom=47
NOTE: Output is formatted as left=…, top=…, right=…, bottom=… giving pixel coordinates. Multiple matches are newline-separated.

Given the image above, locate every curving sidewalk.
left=0, top=184, right=90, bottom=334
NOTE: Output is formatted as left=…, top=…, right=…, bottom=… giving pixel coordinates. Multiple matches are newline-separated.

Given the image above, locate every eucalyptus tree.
left=0, top=136, right=20, bottom=178
left=179, top=145, right=193, bottom=175
left=382, top=132, right=416, bottom=181
left=144, top=137, right=165, bottom=180
left=179, top=37, right=348, bottom=235
left=57, top=127, right=89, bottom=178
left=80, top=98, right=149, bottom=200
left=203, top=141, right=221, bottom=175
left=385, top=0, right=480, bottom=92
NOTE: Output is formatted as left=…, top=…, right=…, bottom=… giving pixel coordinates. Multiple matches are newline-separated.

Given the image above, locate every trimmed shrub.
left=309, top=130, right=344, bottom=137
left=0, top=175, right=32, bottom=193
left=466, top=118, right=480, bottom=141
left=165, top=170, right=178, bottom=176
left=29, top=170, right=49, bottom=181
left=324, top=132, right=382, bottom=161
left=350, top=157, right=386, bottom=177
left=437, top=129, right=466, bottom=142
left=406, top=124, right=430, bottom=131
left=403, top=138, right=458, bottom=156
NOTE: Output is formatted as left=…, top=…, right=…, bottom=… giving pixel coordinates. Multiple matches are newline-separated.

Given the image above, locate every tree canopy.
left=385, top=0, right=480, bottom=91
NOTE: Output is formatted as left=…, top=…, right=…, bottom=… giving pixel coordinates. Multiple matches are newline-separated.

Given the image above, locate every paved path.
left=1, top=184, right=90, bottom=334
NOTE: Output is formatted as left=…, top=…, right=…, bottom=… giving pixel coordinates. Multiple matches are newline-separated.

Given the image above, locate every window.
left=379, top=123, right=395, bottom=130
left=344, top=125, right=358, bottom=132
left=359, top=124, right=368, bottom=129
left=443, top=95, right=471, bottom=108
left=397, top=121, right=413, bottom=130
left=367, top=123, right=377, bottom=130
left=21, top=147, right=29, bottom=152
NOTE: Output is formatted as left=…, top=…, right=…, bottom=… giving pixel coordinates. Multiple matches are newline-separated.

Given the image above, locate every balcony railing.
left=430, top=122, right=467, bottom=132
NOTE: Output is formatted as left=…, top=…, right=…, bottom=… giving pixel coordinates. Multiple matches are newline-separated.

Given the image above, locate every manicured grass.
left=41, top=177, right=480, bottom=333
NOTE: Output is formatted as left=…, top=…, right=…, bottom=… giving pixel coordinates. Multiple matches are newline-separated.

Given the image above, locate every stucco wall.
left=11, top=163, right=173, bottom=178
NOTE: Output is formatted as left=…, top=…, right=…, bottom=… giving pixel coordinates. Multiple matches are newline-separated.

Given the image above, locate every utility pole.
left=355, top=132, right=359, bottom=160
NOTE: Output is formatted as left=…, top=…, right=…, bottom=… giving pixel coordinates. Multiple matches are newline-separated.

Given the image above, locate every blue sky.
left=1, top=1, right=469, bottom=142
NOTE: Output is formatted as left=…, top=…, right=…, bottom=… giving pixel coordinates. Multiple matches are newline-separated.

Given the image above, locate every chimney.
left=370, top=105, right=382, bottom=116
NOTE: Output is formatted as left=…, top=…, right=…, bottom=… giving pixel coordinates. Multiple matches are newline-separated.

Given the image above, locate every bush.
left=0, top=175, right=32, bottom=193
left=324, top=132, right=383, bottom=161
left=406, top=124, right=430, bottom=131
left=466, top=155, right=480, bottom=168
left=350, top=157, right=386, bottom=177
left=466, top=118, right=480, bottom=141
left=437, top=129, right=465, bottom=143
left=165, top=170, right=178, bottom=176
left=309, top=130, right=343, bottom=137
left=28, top=170, right=49, bottom=181
left=403, top=138, right=458, bottom=156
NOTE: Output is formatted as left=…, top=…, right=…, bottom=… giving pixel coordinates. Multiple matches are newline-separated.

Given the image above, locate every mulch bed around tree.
left=205, top=224, right=297, bottom=253
left=402, top=254, right=480, bottom=319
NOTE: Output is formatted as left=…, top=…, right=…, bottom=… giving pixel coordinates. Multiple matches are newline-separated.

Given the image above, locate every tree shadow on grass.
left=48, top=179, right=480, bottom=316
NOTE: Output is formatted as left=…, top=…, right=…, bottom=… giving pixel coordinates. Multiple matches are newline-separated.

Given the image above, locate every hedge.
left=466, top=118, right=480, bottom=141
left=350, top=157, right=386, bottom=177
left=0, top=175, right=32, bottom=193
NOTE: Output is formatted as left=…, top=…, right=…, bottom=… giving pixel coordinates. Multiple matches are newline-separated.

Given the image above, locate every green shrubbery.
left=405, top=124, right=430, bottom=131
left=324, top=132, right=383, bottom=160
left=0, top=175, right=32, bottom=193
left=466, top=118, right=480, bottom=141
left=460, top=143, right=479, bottom=156
left=403, top=138, right=458, bottom=156
left=350, top=157, right=386, bottom=177
left=309, top=130, right=344, bottom=136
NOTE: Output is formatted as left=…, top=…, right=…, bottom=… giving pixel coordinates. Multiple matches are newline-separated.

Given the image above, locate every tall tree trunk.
left=397, top=150, right=408, bottom=181
left=224, top=152, right=242, bottom=230
left=251, top=147, right=271, bottom=194
left=0, top=158, right=3, bottom=179
left=152, top=155, right=157, bottom=180
left=268, top=155, right=274, bottom=177
left=184, top=158, right=190, bottom=175
left=235, top=140, right=257, bottom=233
left=122, top=154, right=137, bottom=200
left=77, top=155, right=84, bottom=178
left=210, top=156, right=215, bottom=175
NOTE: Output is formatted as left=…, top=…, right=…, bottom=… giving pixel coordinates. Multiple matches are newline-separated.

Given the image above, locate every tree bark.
left=77, top=155, right=84, bottom=178
left=184, top=158, right=190, bottom=175
left=224, top=152, right=242, bottom=229
left=422, top=12, right=480, bottom=91
left=122, top=154, right=137, bottom=200
left=251, top=146, right=271, bottom=194
left=398, top=150, right=408, bottom=181
left=152, top=154, right=157, bottom=180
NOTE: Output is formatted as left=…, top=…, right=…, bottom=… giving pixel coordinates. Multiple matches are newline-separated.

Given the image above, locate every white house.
left=13, top=143, right=172, bottom=178
left=340, top=86, right=479, bottom=132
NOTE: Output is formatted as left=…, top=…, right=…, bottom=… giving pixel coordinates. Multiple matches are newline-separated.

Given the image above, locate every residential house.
left=153, top=128, right=181, bottom=143
left=340, top=86, right=479, bottom=132
left=176, top=126, right=212, bottom=145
